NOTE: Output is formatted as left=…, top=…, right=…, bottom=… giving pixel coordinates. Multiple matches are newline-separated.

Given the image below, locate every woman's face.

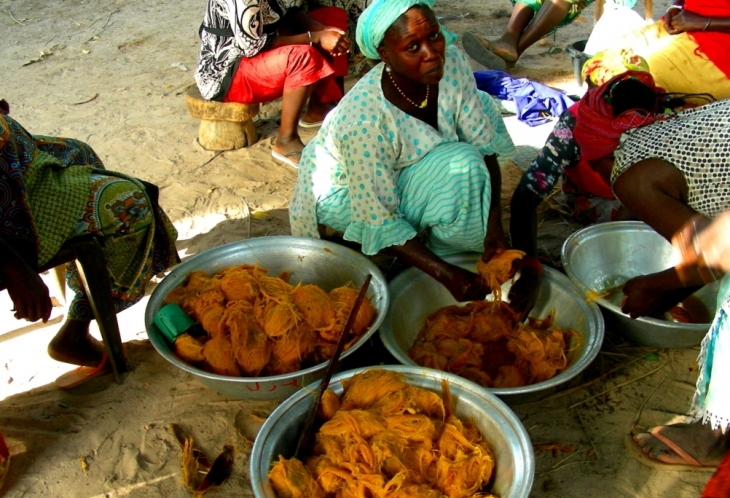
left=377, top=6, right=446, bottom=86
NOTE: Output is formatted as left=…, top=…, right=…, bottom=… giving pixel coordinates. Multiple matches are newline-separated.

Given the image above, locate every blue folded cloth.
left=473, top=70, right=575, bottom=127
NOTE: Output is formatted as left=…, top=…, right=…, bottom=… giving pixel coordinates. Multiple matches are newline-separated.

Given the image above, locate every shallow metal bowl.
left=250, top=365, right=534, bottom=498
left=144, top=236, right=389, bottom=401
left=378, top=253, right=604, bottom=404
left=561, top=221, right=718, bottom=348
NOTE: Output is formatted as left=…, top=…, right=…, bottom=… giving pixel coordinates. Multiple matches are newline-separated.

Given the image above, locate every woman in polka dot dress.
left=289, top=0, right=516, bottom=302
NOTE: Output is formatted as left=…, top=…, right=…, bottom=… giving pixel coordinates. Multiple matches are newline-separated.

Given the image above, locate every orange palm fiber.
left=173, top=334, right=206, bottom=363
left=218, top=267, right=260, bottom=302
left=318, top=409, right=386, bottom=441
left=340, top=369, right=409, bottom=410
left=227, top=313, right=271, bottom=376
left=193, top=283, right=226, bottom=319
left=476, top=249, right=526, bottom=301
left=199, top=304, right=228, bottom=338
left=329, top=286, right=377, bottom=339
left=318, top=389, right=341, bottom=421
left=263, top=356, right=302, bottom=376
left=258, top=275, right=294, bottom=303
left=371, top=385, right=446, bottom=420
left=468, top=301, right=517, bottom=343
left=291, top=284, right=336, bottom=331
left=202, top=336, right=241, bottom=376
left=271, top=323, right=317, bottom=367
left=258, top=299, right=301, bottom=339
left=435, top=416, right=495, bottom=498
left=409, top=342, right=449, bottom=371
left=269, top=456, right=324, bottom=498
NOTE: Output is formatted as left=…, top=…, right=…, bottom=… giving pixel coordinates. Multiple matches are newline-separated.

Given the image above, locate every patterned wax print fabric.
left=195, top=0, right=305, bottom=100
left=515, top=111, right=620, bottom=225
left=614, top=18, right=730, bottom=101
left=65, top=174, right=178, bottom=321
left=0, top=115, right=180, bottom=322
left=690, top=274, right=730, bottom=431
left=611, top=98, right=730, bottom=219
left=289, top=45, right=516, bottom=256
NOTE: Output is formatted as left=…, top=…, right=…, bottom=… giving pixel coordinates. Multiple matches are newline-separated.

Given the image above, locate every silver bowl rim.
left=561, top=220, right=712, bottom=331
left=379, top=252, right=605, bottom=396
left=143, top=236, right=390, bottom=384
left=249, top=364, right=535, bottom=498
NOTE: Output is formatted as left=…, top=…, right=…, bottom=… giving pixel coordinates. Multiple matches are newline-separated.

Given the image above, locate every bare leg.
left=273, top=83, right=314, bottom=158
left=634, top=421, right=730, bottom=466
left=492, top=0, right=571, bottom=61
left=491, top=3, right=535, bottom=62
left=302, top=76, right=343, bottom=124
left=48, top=319, right=105, bottom=367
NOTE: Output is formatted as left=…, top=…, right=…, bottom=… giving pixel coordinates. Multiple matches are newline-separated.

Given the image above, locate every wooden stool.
left=185, top=86, right=259, bottom=151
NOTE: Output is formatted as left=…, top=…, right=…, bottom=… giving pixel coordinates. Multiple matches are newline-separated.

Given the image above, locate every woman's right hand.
left=665, top=10, right=709, bottom=35
left=442, top=265, right=491, bottom=302
left=5, top=268, right=52, bottom=323
left=313, top=29, right=350, bottom=57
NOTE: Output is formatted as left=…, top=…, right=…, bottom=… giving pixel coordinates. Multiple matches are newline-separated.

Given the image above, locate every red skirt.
left=223, top=7, right=348, bottom=105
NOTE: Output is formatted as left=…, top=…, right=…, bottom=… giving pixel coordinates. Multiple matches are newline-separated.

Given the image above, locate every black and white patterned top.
left=194, top=0, right=304, bottom=101
left=612, top=99, right=730, bottom=219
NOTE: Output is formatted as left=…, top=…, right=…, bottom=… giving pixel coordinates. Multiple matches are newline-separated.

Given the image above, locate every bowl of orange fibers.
left=144, top=236, right=389, bottom=401
left=379, top=252, right=604, bottom=404
left=250, top=365, right=534, bottom=498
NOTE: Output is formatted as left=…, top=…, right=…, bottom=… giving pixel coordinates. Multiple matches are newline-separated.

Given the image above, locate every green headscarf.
left=355, top=0, right=456, bottom=60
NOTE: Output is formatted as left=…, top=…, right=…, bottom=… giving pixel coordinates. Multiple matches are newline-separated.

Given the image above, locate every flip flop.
left=624, top=427, right=717, bottom=472
left=55, top=352, right=112, bottom=389
left=271, top=150, right=301, bottom=169
left=298, top=118, right=324, bottom=129
left=461, top=32, right=507, bottom=71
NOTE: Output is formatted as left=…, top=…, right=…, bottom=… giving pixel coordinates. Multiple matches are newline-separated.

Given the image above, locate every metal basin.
left=378, top=253, right=604, bottom=404
left=561, top=221, right=718, bottom=348
left=144, top=236, right=389, bottom=401
left=250, top=365, right=534, bottom=498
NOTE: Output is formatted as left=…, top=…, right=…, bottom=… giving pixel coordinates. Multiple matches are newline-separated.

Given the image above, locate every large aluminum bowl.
left=561, top=221, right=719, bottom=348
left=144, top=236, right=389, bottom=401
left=379, top=253, right=604, bottom=404
left=250, top=365, right=534, bottom=498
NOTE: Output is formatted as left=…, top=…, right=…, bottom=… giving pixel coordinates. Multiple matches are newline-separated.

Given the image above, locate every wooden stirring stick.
left=294, top=274, right=372, bottom=459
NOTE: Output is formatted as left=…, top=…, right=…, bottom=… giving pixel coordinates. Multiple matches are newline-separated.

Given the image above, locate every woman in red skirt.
left=194, top=0, right=351, bottom=168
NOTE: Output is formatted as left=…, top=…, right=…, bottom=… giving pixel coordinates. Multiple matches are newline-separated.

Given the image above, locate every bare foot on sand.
left=634, top=422, right=730, bottom=466
left=47, top=319, right=105, bottom=367
left=490, top=37, right=519, bottom=63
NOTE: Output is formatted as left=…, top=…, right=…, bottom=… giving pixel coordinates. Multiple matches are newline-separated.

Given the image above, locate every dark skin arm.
left=387, top=154, right=507, bottom=303
left=0, top=238, right=52, bottom=323
left=665, top=7, right=730, bottom=35
left=271, top=9, right=350, bottom=56
left=507, top=186, right=543, bottom=317
left=613, top=157, right=711, bottom=317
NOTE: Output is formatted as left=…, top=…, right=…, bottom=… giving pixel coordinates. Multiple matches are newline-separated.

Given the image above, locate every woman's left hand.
left=665, top=10, right=711, bottom=34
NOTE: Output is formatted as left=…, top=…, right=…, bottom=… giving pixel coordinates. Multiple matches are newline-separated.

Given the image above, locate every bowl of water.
left=561, top=221, right=719, bottom=348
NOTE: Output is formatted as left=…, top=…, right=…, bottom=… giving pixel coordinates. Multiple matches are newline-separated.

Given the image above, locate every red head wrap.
left=573, top=71, right=667, bottom=161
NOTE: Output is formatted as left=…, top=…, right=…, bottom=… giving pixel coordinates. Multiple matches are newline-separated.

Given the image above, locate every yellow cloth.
left=617, top=20, right=730, bottom=101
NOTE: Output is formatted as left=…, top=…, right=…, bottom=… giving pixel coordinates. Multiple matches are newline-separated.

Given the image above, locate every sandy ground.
left=0, top=0, right=715, bottom=496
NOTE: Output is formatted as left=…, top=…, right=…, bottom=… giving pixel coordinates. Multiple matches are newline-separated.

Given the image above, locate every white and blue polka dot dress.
left=289, top=45, right=515, bottom=255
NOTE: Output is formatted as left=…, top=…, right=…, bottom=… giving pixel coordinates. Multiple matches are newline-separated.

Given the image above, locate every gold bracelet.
left=308, top=30, right=312, bottom=47
left=666, top=4, right=682, bottom=13
left=704, top=18, right=712, bottom=31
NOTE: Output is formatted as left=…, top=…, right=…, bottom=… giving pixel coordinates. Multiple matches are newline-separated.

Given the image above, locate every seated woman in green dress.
left=289, top=0, right=517, bottom=302
left=0, top=105, right=180, bottom=370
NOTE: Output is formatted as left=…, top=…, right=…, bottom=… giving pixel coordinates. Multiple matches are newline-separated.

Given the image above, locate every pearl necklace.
left=387, top=70, right=429, bottom=109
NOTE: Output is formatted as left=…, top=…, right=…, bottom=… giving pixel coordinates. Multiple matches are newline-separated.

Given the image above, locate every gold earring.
left=385, top=64, right=391, bottom=73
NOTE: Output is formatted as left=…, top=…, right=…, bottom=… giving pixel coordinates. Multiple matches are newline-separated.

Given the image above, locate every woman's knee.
left=287, top=45, right=329, bottom=75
